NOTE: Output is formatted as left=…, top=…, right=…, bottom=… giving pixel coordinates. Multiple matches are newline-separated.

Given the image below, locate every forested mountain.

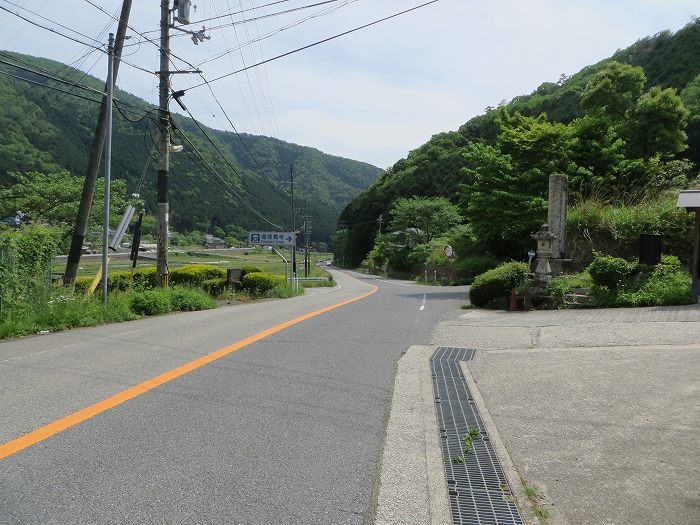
left=339, top=19, right=700, bottom=267
left=0, top=52, right=382, bottom=244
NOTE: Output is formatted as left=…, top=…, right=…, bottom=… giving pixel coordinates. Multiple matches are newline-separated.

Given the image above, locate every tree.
left=388, top=196, right=462, bottom=246
left=624, top=86, right=689, bottom=159
left=0, top=171, right=127, bottom=236
left=462, top=143, right=548, bottom=257
left=681, top=73, right=700, bottom=165
left=581, top=61, right=646, bottom=120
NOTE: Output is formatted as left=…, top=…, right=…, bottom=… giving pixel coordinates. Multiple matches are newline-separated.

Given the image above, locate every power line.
left=172, top=126, right=287, bottom=230
left=175, top=104, right=288, bottom=228
left=192, top=0, right=356, bottom=68
left=0, top=3, right=105, bottom=49
left=0, top=54, right=155, bottom=119
left=184, top=0, right=441, bottom=91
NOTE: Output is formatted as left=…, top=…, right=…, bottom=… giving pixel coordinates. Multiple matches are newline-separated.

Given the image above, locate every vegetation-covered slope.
left=0, top=52, right=382, bottom=244
left=339, top=20, right=700, bottom=267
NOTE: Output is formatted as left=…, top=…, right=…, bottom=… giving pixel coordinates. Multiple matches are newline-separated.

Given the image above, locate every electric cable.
left=183, top=0, right=441, bottom=91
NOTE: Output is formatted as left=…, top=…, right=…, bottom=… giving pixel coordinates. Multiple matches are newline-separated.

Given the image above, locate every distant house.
left=0, top=211, right=28, bottom=228
left=201, top=234, right=227, bottom=247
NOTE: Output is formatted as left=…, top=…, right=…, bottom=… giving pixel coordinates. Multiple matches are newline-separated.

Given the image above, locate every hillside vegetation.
left=338, top=20, right=700, bottom=270
left=0, top=52, right=382, bottom=244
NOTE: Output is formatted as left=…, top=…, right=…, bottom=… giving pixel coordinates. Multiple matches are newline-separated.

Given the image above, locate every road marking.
left=0, top=283, right=378, bottom=460
left=343, top=270, right=415, bottom=287
left=419, top=294, right=426, bottom=311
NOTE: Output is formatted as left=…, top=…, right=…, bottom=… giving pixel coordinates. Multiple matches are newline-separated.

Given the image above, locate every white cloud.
left=2, top=0, right=698, bottom=167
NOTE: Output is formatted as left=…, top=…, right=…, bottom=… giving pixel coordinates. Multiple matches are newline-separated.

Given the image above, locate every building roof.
left=676, top=190, right=700, bottom=209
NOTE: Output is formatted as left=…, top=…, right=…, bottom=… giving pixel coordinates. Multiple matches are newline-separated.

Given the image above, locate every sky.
left=0, top=0, right=698, bottom=169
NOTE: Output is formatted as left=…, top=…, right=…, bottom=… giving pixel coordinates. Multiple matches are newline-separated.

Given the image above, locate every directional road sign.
left=249, top=231, right=296, bottom=246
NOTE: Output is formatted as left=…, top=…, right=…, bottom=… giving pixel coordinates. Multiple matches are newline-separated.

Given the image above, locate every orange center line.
left=0, top=284, right=379, bottom=460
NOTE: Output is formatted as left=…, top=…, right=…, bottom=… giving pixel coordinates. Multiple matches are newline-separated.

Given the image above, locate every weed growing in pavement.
left=449, top=428, right=481, bottom=464
left=520, top=476, right=550, bottom=523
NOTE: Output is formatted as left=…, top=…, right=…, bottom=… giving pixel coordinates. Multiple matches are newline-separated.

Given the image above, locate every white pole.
left=101, top=33, right=114, bottom=305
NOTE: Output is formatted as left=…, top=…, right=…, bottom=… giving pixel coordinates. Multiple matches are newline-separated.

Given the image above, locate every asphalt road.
left=0, top=270, right=468, bottom=524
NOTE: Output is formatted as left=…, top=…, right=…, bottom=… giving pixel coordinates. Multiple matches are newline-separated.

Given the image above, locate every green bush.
left=169, top=264, right=226, bottom=287
left=567, top=197, right=695, bottom=268
left=588, top=255, right=637, bottom=289
left=107, top=270, right=131, bottom=292
left=469, top=261, right=531, bottom=307
left=73, top=276, right=93, bottom=294
left=242, top=272, right=285, bottom=295
left=132, top=267, right=157, bottom=291
left=170, top=287, right=216, bottom=311
left=129, top=289, right=171, bottom=316
left=593, top=255, right=692, bottom=307
left=202, top=277, right=228, bottom=297
left=240, top=265, right=264, bottom=278
left=548, top=272, right=593, bottom=299
left=454, top=254, right=502, bottom=281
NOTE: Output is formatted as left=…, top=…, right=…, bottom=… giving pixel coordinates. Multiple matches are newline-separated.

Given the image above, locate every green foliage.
left=389, top=196, right=463, bottom=245
left=202, top=277, right=228, bottom=297
left=469, top=262, right=531, bottom=307
left=567, top=197, right=695, bottom=266
left=0, top=52, right=382, bottom=247
left=590, top=254, right=692, bottom=306
left=0, top=172, right=127, bottom=243
left=0, top=225, right=61, bottom=312
left=132, top=267, right=157, bottom=291
left=339, top=21, right=700, bottom=267
left=462, top=142, right=548, bottom=257
left=73, top=276, right=93, bottom=294
left=548, top=272, right=593, bottom=299
left=129, top=289, right=172, bottom=316
left=107, top=271, right=131, bottom=292
left=454, top=255, right=502, bottom=280
left=588, top=255, right=637, bottom=288
left=241, top=272, right=285, bottom=295
left=169, top=264, right=226, bottom=287
left=624, top=86, right=689, bottom=158
left=170, top=287, right=216, bottom=311
left=240, top=265, right=264, bottom=277
left=581, top=61, right=646, bottom=119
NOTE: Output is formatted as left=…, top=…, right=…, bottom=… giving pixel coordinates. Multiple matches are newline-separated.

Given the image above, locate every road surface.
left=0, top=270, right=467, bottom=524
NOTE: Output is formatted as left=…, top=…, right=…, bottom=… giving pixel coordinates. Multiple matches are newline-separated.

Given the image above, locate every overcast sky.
left=0, top=0, right=698, bottom=169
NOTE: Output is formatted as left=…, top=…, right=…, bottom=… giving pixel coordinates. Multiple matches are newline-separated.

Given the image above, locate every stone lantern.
left=531, top=224, right=557, bottom=286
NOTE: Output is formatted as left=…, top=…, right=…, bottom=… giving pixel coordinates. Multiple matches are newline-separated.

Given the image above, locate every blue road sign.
left=249, top=231, right=296, bottom=247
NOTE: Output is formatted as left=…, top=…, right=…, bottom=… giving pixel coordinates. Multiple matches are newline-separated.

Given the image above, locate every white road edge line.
left=419, top=294, right=426, bottom=311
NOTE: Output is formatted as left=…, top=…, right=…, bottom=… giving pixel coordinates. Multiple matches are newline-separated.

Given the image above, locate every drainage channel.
left=431, top=347, right=523, bottom=525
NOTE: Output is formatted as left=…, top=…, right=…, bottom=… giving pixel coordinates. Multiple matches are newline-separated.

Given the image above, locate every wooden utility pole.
left=64, top=0, right=133, bottom=284
left=101, top=33, right=114, bottom=305
left=156, top=0, right=171, bottom=286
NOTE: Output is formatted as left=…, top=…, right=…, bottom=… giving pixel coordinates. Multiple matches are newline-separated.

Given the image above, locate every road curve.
left=0, top=270, right=468, bottom=524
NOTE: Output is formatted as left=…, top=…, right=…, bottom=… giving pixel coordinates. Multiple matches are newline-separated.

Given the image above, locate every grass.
left=2, top=249, right=335, bottom=340
left=53, top=248, right=333, bottom=279
left=520, top=476, right=550, bottom=523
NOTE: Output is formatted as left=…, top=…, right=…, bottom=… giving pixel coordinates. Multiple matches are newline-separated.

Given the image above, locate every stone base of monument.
left=548, top=258, right=572, bottom=276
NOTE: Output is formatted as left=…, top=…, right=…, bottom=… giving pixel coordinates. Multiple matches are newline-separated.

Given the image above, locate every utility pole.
left=290, top=164, right=296, bottom=280
left=303, top=198, right=311, bottom=278
left=65, top=0, right=133, bottom=285
left=156, top=0, right=171, bottom=286
left=377, top=213, right=384, bottom=234
left=101, top=33, right=115, bottom=305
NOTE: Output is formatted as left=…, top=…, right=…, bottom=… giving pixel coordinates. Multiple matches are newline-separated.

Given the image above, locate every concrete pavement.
left=375, top=304, right=700, bottom=524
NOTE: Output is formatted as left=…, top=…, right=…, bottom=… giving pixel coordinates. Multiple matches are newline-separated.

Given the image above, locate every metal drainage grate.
left=431, top=347, right=523, bottom=525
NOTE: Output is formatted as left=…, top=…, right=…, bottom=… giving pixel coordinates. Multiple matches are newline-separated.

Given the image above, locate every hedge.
left=169, top=264, right=226, bottom=287
left=469, top=261, right=531, bottom=307
left=240, top=265, right=264, bottom=278
left=241, top=272, right=284, bottom=294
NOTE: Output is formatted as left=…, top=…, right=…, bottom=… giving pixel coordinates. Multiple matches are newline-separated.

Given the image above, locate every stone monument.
left=547, top=173, right=568, bottom=275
